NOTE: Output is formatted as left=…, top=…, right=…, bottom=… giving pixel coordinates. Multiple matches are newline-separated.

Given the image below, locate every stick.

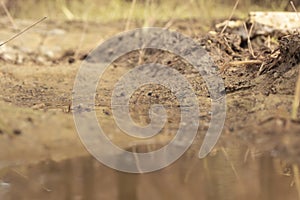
left=220, top=0, right=240, bottom=34
left=290, top=1, right=300, bottom=21
left=292, top=64, right=300, bottom=120
left=0, top=17, right=47, bottom=47
left=222, top=60, right=262, bottom=73
left=0, top=0, right=17, bottom=29
left=243, top=22, right=256, bottom=58
left=229, top=60, right=262, bottom=66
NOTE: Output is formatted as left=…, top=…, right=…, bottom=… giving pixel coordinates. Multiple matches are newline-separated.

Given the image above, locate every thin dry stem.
left=229, top=60, right=262, bottom=66
left=243, top=148, right=250, bottom=163
left=222, top=60, right=262, bottom=72
left=292, top=64, right=300, bottom=120
left=59, top=0, right=74, bottom=20
left=220, top=0, right=240, bottom=34
left=0, top=0, right=17, bottom=29
left=290, top=1, right=300, bottom=21
left=243, top=22, right=256, bottom=58
left=163, top=19, right=175, bottom=29
left=0, top=17, right=47, bottom=47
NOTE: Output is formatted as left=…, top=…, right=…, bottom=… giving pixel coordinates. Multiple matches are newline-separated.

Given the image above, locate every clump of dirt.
left=195, top=18, right=300, bottom=163
left=197, top=32, right=244, bottom=67
left=261, top=33, right=300, bottom=74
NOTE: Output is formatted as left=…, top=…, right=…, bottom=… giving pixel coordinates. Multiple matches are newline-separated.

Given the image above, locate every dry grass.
left=2, top=0, right=292, bottom=24
left=220, top=0, right=240, bottom=34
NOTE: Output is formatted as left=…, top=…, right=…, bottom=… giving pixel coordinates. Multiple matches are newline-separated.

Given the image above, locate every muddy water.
left=0, top=146, right=299, bottom=200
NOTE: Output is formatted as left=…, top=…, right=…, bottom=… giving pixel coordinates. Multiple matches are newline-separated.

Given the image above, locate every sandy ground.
left=1, top=17, right=300, bottom=172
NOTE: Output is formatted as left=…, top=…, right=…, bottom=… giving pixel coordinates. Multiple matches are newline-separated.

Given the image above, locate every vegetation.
left=1, top=0, right=294, bottom=23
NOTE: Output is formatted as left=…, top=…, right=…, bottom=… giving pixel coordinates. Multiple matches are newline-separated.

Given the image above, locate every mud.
left=2, top=148, right=299, bottom=200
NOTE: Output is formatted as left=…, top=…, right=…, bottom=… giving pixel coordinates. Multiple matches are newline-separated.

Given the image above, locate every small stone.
left=273, top=72, right=280, bottom=78
left=68, top=57, right=76, bottom=64
left=13, top=129, right=22, bottom=135
left=32, top=103, right=46, bottom=110
left=0, top=181, right=10, bottom=187
left=103, top=110, right=110, bottom=116
left=26, top=117, right=33, bottom=123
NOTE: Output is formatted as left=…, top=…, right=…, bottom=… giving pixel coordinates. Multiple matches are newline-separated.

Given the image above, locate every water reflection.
left=0, top=147, right=298, bottom=200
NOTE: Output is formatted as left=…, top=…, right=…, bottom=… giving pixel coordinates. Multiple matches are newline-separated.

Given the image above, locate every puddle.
left=0, top=146, right=299, bottom=200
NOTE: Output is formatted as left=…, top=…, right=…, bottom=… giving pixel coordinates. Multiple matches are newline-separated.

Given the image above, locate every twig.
left=0, top=0, right=17, bottom=29
left=290, top=1, right=300, bottom=21
left=243, top=22, right=256, bottom=58
left=258, top=62, right=265, bottom=75
left=229, top=60, right=262, bottom=66
left=138, top=48, right=145, bottom=65
left=243, top=148, right=250, bottom=163
left=61, top=5, right=74, bottom=20
left=0, top=17, right=47, bottom=47
left=222, top=60, right=262, bottom=72
left=220, top=0, right=240, bottom=34
left=163, top=19, right=174, bottom=29
left=292, top=64, right=300, bottom=120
